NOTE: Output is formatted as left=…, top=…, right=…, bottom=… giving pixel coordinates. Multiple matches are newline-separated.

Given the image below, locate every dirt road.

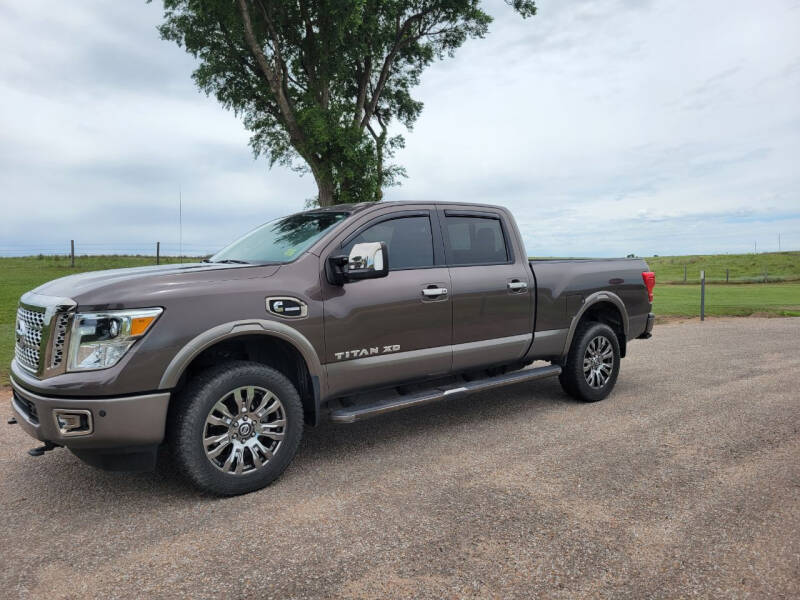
left=1, top=317, right=798, bottom=599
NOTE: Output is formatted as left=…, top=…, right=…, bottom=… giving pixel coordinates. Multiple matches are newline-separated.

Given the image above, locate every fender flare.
left=158, top=320, right=325, bottom=396
left=561, top=291, right=629, bottom=356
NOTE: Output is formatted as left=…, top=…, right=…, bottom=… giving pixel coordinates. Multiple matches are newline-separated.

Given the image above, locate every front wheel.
left=558, top=321, right=620, bottom=402
left=169, top=361, right=304, bottom=495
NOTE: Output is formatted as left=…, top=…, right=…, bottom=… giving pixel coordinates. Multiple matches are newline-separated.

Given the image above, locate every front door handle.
left=508, top=281, right=528, bottom=291
left=422, top=287, right=448, bottom=297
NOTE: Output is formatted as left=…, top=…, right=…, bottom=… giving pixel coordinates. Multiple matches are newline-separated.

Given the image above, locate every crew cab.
left=10, top=202, right=655, bottom=495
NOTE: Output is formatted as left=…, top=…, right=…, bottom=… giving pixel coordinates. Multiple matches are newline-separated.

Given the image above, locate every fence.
left=0, top=241, right=220, bottom=263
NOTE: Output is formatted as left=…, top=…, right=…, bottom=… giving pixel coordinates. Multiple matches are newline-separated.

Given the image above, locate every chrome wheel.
left=203, top=386, right=286, bottom=475
left=583, top=335, right=614, bottom=389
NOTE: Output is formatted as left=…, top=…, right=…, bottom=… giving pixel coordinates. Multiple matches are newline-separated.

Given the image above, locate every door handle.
left=422, top=287, right=448, bottom=297
left=508, top=281, right=528, bottom=291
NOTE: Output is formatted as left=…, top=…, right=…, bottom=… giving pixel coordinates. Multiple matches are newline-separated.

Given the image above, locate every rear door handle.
left=508, top=281, right=528, bottom=291
left=422, top=287, right=448, bottom=297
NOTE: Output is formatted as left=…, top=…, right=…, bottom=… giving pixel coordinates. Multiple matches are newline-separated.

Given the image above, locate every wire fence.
left=0, top=241, right=221, bottom=261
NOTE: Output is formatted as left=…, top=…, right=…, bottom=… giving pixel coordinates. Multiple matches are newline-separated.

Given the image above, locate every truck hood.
left=29, top=262, right=281, bottom=309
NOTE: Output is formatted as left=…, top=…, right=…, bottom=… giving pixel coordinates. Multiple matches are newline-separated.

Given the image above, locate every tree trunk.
left=315, top=174, right=335, bottom=207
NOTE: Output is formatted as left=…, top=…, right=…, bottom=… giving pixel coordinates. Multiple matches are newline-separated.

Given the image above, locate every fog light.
left=53, top=410, right=93, bottom=437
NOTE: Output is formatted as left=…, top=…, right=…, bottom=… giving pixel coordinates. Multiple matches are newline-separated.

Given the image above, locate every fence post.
left=70, top=240, right=75, bottom=267
left=700, top=270, right=705, bottom=322
left=726, top=268, right=729, bottom=283
left=683, top=264, right=687, bottom=282
left=763, top=269, right=767, bottom=283
left=156, top=242, right=160, bottom=265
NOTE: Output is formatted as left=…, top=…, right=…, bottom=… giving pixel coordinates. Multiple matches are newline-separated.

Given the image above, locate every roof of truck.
left=305, top=200, right=506, bottom=214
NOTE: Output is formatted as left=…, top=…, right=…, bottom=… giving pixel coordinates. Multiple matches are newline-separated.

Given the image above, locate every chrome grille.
left=14, top=306, right=46, bottom=372
left=50, top=312, right=71, bottom=368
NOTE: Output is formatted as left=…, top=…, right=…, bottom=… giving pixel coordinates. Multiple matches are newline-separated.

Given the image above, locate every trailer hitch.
left=28, top=441, right=61, bottom=457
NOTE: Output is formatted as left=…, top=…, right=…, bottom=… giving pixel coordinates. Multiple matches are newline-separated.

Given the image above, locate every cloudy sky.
left=1, top=0, right=798, bottom=257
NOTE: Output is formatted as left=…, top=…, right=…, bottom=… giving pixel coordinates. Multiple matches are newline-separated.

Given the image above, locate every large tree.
left=157, top=0, right=536, bottom=206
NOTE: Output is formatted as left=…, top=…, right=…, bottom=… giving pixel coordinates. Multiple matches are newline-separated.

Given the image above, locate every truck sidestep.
left=329, top=364, right=562, bottom=423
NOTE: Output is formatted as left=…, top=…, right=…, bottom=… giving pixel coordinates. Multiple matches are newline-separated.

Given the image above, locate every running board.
left=329, top=364, right=562, bottom=424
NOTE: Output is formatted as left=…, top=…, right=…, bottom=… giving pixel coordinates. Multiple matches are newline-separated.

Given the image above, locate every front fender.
left=158, top=319, right=325, bottom=393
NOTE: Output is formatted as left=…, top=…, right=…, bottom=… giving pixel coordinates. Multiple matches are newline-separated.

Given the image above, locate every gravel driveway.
left=1, top=317, right=798, bottom=599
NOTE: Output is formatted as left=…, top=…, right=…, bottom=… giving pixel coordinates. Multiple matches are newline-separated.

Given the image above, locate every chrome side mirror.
left=345, top=242, right=389, bottom=280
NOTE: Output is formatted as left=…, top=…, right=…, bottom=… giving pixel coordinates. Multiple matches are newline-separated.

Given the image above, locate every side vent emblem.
left=266, top=297, right=308, bottom=319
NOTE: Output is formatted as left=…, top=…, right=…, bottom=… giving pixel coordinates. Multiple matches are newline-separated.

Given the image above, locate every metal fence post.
left=726, top=268, right=729, bottom=283
left=70, top=240, right=75, bottom=267
left=156, top=241, right=160, bottom=265
left=700, top=270, right=705, bottom=322
left=684, top=264, right=687, bottom=282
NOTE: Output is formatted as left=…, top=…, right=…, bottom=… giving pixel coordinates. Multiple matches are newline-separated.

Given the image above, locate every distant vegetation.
left=1, top=252, right=798, bottom=386
left=646, top=251, right=800, bottom=283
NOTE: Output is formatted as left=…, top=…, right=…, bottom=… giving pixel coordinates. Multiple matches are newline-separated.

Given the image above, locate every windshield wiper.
left=206, top=259, right=250, bottom=264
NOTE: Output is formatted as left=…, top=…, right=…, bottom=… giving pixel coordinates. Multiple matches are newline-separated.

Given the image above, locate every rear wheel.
left=169, top=361, right=303, bottom=495
left=558, top=321, right=620, bottom=402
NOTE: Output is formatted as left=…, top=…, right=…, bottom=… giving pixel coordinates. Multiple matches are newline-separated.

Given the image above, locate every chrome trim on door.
left=507, top=281, right=528, bottom=291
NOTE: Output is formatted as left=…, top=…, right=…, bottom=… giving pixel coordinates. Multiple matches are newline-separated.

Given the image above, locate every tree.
left=157, top=0, right=536, bottom=206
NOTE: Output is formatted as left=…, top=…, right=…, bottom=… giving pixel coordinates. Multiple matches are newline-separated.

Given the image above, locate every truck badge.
left=334, top=345, right=400, bottom=360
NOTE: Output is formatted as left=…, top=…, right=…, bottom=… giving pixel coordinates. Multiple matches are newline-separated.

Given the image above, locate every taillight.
left=642, top=271, right=655, bottom=303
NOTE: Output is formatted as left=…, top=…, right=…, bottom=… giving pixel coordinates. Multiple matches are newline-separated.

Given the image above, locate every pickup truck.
left=10, top=202, right=655, bottom=495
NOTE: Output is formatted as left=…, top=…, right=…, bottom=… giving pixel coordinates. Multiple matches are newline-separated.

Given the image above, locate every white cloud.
left=0, top=0, right=798, bottom=257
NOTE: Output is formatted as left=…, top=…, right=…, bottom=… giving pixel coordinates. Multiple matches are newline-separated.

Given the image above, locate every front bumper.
left=10, top=375, right=170, bottom=450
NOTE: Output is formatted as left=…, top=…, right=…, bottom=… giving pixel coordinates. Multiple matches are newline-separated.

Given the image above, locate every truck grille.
left=15, top=306, right=46, bottom=372
left=14, top=305, right=73, bottom=376
left=50, top=312, right=71, bottom=368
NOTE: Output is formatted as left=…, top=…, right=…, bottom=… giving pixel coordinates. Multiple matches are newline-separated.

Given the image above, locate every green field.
left=1, top=254, right=799, bottom=386
left=653, top=283, right=800, bottom=318
left=646, top=251, right=800, bottom=283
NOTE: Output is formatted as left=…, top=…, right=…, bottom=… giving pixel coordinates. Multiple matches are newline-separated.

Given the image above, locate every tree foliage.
left=157, top=0, right=536, bottom=205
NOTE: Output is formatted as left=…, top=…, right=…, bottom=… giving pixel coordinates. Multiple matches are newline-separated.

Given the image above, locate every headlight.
left=67, top=308, right=163, bottom=371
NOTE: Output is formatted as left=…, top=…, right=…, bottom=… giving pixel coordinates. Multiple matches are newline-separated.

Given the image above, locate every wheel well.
left=578, top=301, right=627, bottom=357
left=172, top=334, right=317, bottom=425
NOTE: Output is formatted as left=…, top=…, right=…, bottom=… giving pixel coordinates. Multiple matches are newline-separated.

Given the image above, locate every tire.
left=558, top=321, right=620, bottom=402
left=168, top=360, right=304, bottom=495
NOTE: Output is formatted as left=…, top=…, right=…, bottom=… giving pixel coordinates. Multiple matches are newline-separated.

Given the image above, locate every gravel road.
left=1, top=317, right=799, bottom=599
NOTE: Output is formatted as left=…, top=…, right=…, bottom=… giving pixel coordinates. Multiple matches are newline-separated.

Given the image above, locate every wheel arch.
left=562, top=292, right=629, bottom=358
left=160, top=320, right=324, bottom=425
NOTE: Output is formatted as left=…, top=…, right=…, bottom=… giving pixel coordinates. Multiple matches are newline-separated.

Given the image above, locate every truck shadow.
left=2, top=378, right=572, bottom=505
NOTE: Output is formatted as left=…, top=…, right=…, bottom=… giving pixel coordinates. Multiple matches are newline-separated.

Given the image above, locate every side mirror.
left=327, top=241, right=389, bottom=285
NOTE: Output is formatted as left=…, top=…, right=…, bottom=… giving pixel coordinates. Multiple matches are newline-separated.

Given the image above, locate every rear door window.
left=444, top=216, right=509, bottom=265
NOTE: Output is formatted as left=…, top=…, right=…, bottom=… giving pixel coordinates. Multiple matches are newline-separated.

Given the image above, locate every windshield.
left=209, top=211, right=349, bottom=264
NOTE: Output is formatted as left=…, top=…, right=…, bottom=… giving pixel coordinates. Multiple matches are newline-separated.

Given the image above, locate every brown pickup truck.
left=10, top=201, right=655, bottom=495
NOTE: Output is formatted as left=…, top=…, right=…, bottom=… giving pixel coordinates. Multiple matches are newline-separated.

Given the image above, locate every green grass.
left=654, top=283, right=800, bottom=317
left=1, top=254, right=799, bottom=386
left=0, top=255, right=194, bottom=386
left=645, top=251, right=800, bottom=283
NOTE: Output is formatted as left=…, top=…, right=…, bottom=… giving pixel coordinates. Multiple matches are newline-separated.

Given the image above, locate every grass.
left=645, top=251, right=800, bottom=283
left=654, top=283, right=800, bottom=318
left=1, top=254, right=799, bottom=386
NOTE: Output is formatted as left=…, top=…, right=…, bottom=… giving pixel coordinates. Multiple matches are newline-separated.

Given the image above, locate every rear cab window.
left=443, top=215, right=509, bottom=265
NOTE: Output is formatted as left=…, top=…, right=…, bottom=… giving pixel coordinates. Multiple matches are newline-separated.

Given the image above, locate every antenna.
left=179, top=184, right=183, bottom=261
left=778, top=232, right=781, bottom=252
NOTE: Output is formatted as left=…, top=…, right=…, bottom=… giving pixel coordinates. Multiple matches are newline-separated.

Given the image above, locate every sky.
left=0, top=0, right=798, bottom=258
